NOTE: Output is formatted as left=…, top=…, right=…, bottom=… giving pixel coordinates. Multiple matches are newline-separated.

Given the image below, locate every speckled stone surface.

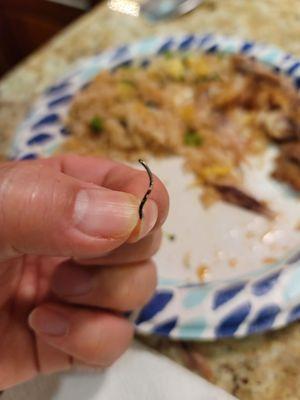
left=141, top=323, right=300, bottom=399
left=1, top=1, right=300, bottom=398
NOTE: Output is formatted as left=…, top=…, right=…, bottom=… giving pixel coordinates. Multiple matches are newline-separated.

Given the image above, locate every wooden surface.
left=0, top=0, right=84, bottom=76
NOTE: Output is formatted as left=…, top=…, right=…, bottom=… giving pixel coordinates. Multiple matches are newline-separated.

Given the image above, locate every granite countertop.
left=1, top=1, right=300, bottom=398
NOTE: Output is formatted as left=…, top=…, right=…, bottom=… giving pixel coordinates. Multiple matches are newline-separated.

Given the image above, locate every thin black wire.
left=138, top=159, right=153, bottom=219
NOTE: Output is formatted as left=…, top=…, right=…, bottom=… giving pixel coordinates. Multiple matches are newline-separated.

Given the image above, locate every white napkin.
left=3, top=342, right=236, bottom=400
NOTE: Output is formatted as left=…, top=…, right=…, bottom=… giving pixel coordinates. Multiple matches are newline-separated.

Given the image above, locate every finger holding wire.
left=62, top=155, right=169, bottom=244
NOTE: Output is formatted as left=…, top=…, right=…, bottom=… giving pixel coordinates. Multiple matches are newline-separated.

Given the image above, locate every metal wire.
left=138, top=159, right=153, bottom=219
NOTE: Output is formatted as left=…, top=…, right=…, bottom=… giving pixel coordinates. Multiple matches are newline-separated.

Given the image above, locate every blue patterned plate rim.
left=11, top=33, right=300, bottom=340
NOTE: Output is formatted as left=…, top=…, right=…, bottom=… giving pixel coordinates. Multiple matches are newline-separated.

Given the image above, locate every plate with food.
left=11, top=33, right=300, bottom=340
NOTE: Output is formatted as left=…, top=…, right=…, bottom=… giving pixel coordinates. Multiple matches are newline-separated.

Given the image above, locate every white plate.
left=11, top=33, right=300, bottom=340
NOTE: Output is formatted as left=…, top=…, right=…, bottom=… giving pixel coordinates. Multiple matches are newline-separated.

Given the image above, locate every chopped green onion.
left=121, top=79, right=136, bottom=86
left=197, top=73, right=221, bottom=83
left=166, top=233, right=176, bottom=241
left=184, top=130, right=204, bottom=147
left=89, top=116, right=103, bottom=134
left=209, top=72, right=221, bottom=81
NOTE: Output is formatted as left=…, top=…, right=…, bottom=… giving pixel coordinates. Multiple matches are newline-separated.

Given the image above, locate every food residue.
left=89, top=115, right=103, bottom=134
left=215, top=250, right=225, bottom=260
left=228, top=258, right=238, bottom=268
left=196, top=264, right=210, bottom=283
left=183, top=252, right=191, bottom=269
left=245, top=231, right=255, bottom=239
left=263, top=257, right=278, bottom=265
left=184, top=130, right=204, bottom=147
left=166, top=233, right=176, bottom=241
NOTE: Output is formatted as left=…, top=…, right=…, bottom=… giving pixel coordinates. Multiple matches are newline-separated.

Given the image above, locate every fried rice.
left=62, top=53, right=300, bottom=213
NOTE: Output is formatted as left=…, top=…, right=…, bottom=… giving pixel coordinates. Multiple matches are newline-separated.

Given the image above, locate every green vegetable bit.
left=89, top=116, right=104, bottom=134
left=184, top=130, right=204, bottom=147
left=197, top=73, right=221, bottom=83
left=166, top=233, right=176, bottom=241
left=121, top=79, right=136, bottom=87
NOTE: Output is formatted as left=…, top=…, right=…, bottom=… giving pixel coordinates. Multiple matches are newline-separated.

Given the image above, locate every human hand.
left=0, top=155, right=169, bottom=389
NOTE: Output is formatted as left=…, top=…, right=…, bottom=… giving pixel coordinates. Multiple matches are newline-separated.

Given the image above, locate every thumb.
left=0, top=161, right=140, bottom=261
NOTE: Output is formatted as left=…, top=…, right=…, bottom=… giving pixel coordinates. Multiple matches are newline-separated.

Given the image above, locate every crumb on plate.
left=263, top=257, right=278, bottom=265
left=245, top=231, right=255, bottom=239
left=215, top=250, right=225, bottom=260
left=228, top=258, right=238, bottom=268
left=196, top=264, right=210, bottom=283
left=166, top=232, right=176, bottom=241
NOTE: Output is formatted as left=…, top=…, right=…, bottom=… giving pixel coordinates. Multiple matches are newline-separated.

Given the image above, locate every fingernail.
left=73, top=189, right=139, bottom=239
left=129, top=199, right=158, bottom=243
left=52, top=267, right=93, bottom=297
left=29, top=307, right=69, bottom=336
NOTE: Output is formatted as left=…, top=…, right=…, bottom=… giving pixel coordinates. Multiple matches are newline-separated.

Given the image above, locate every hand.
left=0, top=155, right=169, bottom=390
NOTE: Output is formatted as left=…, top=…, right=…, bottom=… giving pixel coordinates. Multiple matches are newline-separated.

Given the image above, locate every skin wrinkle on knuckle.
left=41, top=173, right=71, bottom=229
left=0, top=164, right=25, bottom=255
left=45, top=176, right=76, bottom=249
left=15, top=168, right=50, bottom=251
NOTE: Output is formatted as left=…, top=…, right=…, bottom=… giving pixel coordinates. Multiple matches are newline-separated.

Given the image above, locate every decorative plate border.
left=11, top=33, right=300, bottom=340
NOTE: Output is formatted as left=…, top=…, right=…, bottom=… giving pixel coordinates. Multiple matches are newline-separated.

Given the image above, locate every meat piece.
left=214, top=184, right=274, bottom=218
left=281, top=142, right=300, bottom=164
left=231, top=55, right=300, bottom=112
left=272, top=143, right=300, bottom=191
left=258, top=112, right=300, bottom=142
left=232, top=55, right=282, bottom=85
left=273, top=159, right=300, bottom=191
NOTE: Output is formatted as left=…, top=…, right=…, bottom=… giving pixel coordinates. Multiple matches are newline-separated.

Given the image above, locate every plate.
left=11, top=33, right=300, bottom=340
